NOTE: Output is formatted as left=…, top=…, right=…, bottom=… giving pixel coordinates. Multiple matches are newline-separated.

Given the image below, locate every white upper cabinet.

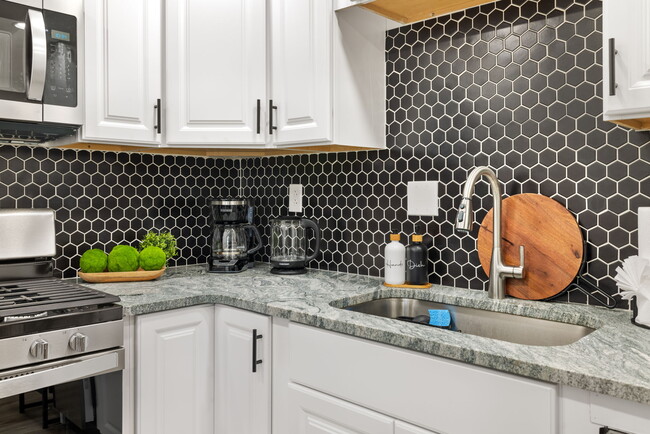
left=603, top=0, right=650, bottom=130
left=165, top=0, right=267, bottom=146
left=83, top=0, right=162, bottom=145
left=82, top=0, right=386, bottom=151
left=270, top=0, right=332, bottom=145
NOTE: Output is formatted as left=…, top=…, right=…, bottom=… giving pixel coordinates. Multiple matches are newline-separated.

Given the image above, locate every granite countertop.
left=78, top=264, right=650, bottom=406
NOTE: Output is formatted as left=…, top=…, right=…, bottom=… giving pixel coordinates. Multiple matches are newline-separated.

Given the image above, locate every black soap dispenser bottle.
left=406, top=234, right=428, bottom=285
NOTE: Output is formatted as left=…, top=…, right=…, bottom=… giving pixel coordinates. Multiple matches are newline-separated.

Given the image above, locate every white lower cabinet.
left=278, top=322, right=558, bottom=434
left=214, top=305, right=271, bottom=434
left=128, top=308, right=650, bottom=434
left=136, top=305, right=214, bottom=434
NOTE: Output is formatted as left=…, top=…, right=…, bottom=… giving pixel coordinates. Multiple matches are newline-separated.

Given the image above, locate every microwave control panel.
left=43, top=10, right=77, bottom=108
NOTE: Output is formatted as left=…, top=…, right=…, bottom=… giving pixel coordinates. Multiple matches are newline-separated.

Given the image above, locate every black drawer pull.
left=154, top=98, right=161, bottom=134
left=256, top=99, right=261, bottom=134
left=609, top=38, right=618, bottom=96
left=252, top=329, right=263, bottom=373
left=269, top=100, right=277, bottom=135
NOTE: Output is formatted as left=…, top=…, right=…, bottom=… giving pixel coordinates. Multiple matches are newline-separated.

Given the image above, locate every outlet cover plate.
left=289, top=184, right=303, bottom=213
left=407, top=181, right=439, bottom=216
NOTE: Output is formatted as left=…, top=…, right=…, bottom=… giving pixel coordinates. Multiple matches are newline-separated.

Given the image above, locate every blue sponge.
left=428, top=309, right=451, bottom=327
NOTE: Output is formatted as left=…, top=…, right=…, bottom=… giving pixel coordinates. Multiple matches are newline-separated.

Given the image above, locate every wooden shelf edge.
left=609, top=117, right=650, bottom=131
left=55, top=142, right=383, bottom=158
left=361, top=0, right=496, bottom=24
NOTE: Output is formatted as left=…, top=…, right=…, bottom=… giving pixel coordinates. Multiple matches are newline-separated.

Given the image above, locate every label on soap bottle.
left=407, top=260, right=426, bottom=270
left=387, top=259, right=404, bottom=269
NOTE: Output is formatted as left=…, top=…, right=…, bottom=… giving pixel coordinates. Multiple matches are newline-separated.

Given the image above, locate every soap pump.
left=406, top=234, right=428, bottom=285
left=384, top=234, right=406, bottom=285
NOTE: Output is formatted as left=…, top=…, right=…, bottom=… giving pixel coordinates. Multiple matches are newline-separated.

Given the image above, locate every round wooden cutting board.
left=477, top=193, right=583, bottom=300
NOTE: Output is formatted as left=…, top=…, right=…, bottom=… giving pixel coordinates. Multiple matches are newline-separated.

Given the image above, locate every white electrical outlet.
left=289, top=184, right=303, bottom=213
left=407, top=181, right=439, bottom=216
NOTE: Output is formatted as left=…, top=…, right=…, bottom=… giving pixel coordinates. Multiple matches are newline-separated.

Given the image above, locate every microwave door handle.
left=26, top=9, right=47, bottom=101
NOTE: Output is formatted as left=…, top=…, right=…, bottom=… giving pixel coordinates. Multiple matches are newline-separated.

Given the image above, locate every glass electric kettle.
left=269, top=217, right=321, bottom=275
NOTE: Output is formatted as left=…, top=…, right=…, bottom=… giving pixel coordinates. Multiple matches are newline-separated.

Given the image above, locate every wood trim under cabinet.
left=360, top=0, right=495, bottom=23
left=610, top=117, right=650, bottom=131
left=56, top=142, right=381, bottom=157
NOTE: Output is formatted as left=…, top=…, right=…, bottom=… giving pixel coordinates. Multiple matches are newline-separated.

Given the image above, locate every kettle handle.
left=302, top=218, right=321, bottom=263
left=243, top=225, right=263, bottom=255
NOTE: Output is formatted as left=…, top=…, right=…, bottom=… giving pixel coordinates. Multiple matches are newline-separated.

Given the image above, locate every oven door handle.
left=0, top=348, right=124, bottom=400
left=26, top=9, right=47, bottom=101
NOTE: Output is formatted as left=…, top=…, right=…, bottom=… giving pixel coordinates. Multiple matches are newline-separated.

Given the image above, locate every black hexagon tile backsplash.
left=0, top=0, right=648, bottom=307
left=0, top=145, right=239, bottom=278
left=242, top=0, right=649, bottom=307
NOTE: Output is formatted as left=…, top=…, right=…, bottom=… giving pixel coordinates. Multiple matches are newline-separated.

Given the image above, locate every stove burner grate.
left=0, top=278, right=121, bottom=320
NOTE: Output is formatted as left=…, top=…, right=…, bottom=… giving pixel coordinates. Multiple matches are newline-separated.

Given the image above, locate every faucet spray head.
left=455, top=197, right=473, bottom=232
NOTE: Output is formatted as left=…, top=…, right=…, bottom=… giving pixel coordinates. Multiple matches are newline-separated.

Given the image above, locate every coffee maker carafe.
left=209, top=198, right=262, bottom=273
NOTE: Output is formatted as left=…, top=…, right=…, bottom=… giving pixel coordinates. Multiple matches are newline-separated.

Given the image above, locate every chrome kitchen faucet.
left=455, top=167, right=525, bottom=299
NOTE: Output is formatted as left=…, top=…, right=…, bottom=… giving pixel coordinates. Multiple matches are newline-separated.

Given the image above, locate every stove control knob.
left=69, top=333, right=88, bottom=352
left=29, top=339, right=49, bottom=360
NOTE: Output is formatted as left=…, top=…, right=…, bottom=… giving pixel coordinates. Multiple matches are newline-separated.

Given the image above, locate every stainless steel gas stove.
left=0, top=277, right=124, bottom=399
left=0, top=209, right=124, bottom=432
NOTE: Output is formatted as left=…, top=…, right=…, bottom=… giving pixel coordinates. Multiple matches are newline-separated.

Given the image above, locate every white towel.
left=640, top=207, right=650, bottom=261
left=615, top=256, right=650, bottom=327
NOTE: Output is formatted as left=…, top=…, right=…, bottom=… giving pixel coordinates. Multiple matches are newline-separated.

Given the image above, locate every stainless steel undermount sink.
left=343, top=298, right=595, bottom=346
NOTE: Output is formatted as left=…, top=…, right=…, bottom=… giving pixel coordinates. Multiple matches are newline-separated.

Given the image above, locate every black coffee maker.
left=209, top=198, right=262, bottom=273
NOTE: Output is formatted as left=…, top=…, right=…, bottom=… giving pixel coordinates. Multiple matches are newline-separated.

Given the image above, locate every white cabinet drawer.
left=289, top=323, right=558, bottom=434
left=287, top=382, right=394, bottom=434
left=395, top=420, right=440, bottom=434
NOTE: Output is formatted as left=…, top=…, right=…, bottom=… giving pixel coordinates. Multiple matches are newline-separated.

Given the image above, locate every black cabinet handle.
left=256, top=99, right=261, bottom=134
left=154, top=98, right=162, bottom=134
left=609, top=38, right=617, bottom=96
left=269, top=100, right=277, bottom=135
left=252, top=329, right=263, bottom=373
left=599, top=426, right=628, bottom=434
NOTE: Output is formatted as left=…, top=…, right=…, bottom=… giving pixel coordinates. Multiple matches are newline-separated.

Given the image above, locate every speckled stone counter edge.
left=77, top=264, right=650, bottom=406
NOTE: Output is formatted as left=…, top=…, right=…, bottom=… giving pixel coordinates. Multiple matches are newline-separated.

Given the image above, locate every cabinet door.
left=215, top=306, right=271, bottom=434
left=83, top=0, right=162, bottom=145
left=287, top=382, right=394, bottom=434
left=395, top=421, right=440, bottom=434
left=603, top=0, right=650, bottom=126
left=165, top=0, right=267, bottom=146
left=270, top=0, right=332, bottom=145
left=137, top=306, right=214, bottom=434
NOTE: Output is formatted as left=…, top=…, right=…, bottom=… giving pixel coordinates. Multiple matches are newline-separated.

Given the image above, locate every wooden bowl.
left=78, top=267, right=166, bottom=283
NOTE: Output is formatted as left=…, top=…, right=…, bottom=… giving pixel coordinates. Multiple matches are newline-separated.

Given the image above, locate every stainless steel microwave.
left=0, top=0, right=83, bottom=127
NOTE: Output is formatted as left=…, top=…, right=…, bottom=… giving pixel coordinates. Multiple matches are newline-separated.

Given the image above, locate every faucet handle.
left=515, top=245, right=525, bottom=279
left=503, top=246, right=526, bottom=279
